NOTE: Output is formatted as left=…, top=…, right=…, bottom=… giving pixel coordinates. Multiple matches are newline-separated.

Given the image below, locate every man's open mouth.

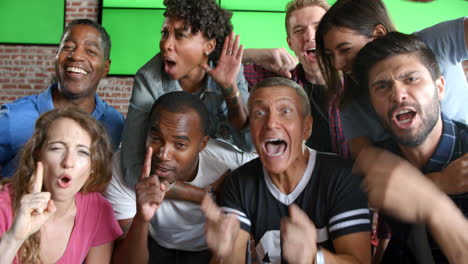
left=66, top=66, right=88, bottom=75
left=151, top=163, right=174, bottom=177
left=394, top=109, right=416, bottom=125
left=264, top=138, right=287, bottom=157
left=306, top=48, right=316, bottom=56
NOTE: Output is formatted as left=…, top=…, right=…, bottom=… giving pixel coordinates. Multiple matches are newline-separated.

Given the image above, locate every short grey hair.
left=249, top=77, right=310, bottom=117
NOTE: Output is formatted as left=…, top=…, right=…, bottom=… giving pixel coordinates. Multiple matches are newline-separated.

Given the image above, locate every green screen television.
left=0, top=0, right=65, bottom=45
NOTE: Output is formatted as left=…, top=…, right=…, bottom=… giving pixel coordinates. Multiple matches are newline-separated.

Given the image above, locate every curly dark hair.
left=163, top=0, right=233, bottom=62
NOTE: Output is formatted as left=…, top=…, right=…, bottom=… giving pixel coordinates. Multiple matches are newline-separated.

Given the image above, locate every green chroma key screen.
left=100, top=0, right=467, bottom=75
left=0, top=0, right=64, bottom=45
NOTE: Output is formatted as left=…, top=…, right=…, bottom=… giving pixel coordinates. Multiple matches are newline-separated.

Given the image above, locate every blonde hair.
left=285, top=0, right=330, bottom=36
left=10, top=108, right=113, bottom=263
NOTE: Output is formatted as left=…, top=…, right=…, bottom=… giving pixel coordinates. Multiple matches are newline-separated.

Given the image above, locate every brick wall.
left=0, top=0, right=133, bottom=115
left=1, top=0, right=468, bottom=116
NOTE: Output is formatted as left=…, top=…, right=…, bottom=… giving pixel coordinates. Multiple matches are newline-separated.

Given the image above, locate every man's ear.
left=371, top=24, right=388, bottom=39
left=199, top=136, right=210, bottom=152
left=303, top=115, right=313, bottom=140
left=103, top=59, right=111, bottom=77
left=287, top=36, right=293, bottom=50
left=435, top=75, right=445, bottom=101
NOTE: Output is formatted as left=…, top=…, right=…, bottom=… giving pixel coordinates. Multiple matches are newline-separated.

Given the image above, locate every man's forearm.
left=112, top=217, right=150, bottom=264
left=241, top=49, right=256, bottom=64
left=165, top=181, right=206, bottom=204
left=427, top=196, right=468, bottom=264
left=321, top=249, right=366, bottom=264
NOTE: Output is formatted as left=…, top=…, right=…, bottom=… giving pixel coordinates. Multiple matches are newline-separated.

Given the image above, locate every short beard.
left=392, top=91, right=440, bottom=148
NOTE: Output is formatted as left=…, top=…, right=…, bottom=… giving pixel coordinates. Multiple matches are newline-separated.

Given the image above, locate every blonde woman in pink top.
left=0, top=108, right=122, bottom=263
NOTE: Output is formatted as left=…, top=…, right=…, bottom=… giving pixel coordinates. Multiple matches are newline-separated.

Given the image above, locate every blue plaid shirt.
left=423, top=114, right=467, bottom=173
left=377, top=113, right=468, bottom=263
left=377, top=113, right=467, bottom=169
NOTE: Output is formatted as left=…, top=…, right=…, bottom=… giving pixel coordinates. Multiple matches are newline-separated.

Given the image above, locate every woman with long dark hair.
left=315, top=0, right=467, bottom=158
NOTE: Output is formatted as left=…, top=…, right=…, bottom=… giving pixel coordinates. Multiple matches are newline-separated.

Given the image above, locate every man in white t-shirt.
left=105, top=91, right=256, bottom=264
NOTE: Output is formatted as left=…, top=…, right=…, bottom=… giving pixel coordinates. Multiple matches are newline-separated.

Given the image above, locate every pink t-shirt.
left=0, top=184, right=123, bottom=263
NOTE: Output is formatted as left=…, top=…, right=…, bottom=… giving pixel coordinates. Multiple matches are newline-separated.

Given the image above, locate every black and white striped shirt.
left=219, top=149, right=371, bottom=263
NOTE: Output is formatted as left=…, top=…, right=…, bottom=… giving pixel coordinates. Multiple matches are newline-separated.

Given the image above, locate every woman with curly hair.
left=120, top=0, right=252, bottom=189
left=0, top=108, right=122, bottom=263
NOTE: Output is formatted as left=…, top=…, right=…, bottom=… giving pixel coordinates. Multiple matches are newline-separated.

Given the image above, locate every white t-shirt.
left=105, top=138, right=257, bottom=251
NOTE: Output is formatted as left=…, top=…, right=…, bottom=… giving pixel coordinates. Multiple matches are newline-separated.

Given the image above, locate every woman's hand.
left=201, top=31, right=243, bottom=94
left=201, top=31, right=249, bottom=131
left=11, top=162, right=56, bottom=242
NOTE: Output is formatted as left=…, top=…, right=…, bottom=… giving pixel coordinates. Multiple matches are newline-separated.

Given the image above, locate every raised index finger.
left=31, top=162, right=44, bottom=193
left=140, top=146, right=153, bottom=181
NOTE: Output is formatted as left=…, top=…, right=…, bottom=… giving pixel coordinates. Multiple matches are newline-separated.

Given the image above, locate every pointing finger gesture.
left=10, top=162, right=56, bottom=242
left=135, top=147, right=168, bottom=222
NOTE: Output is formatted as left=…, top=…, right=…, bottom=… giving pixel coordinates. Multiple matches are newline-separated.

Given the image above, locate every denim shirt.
left=0, top=83, right=124, bottom=177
